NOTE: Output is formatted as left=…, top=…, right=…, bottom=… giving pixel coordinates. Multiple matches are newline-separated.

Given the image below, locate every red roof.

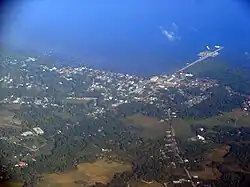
left=19, top=162, right=26, bottom=167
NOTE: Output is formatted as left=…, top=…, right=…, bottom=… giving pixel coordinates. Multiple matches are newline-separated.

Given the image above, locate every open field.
left=65, top=97, right=97, bottom=105
left=0, top=109, right=15, bottom=123
left=172, top=109, right=250, bottom=138
left=190, top=145, right=230, bottom=180
left=0, top=182, right=23, bottom=187
left=132, top=181, right=164, bottom=187
left=123, top=109, right=250, bottom=139
left=37, top=159, right=131, bottom=187
left=0, top=107, right=22, bottom=129
left=190, top=166, right=221, bottom=180
left=171, top=119, right=193, bottom=138
left=189, top=109, right=250, bottom=127
left=4, top=104, right=22, bottom=110
left=123, top=110, right=250, bottom=139
left=206, top=145, right=230, bottom=163
left=123, top=111, right=246, bottom=138
left=124, top=114, right=171, bottom=137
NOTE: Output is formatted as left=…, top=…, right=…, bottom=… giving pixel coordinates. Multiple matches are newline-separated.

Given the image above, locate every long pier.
left=177, top=47, right=224, bottom=72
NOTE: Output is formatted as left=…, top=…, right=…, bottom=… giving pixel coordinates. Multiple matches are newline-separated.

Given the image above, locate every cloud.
left=160, top=27, right=180, bottom=42
left=162, top=30, right=175, bottom=41
left=160, top=23, right=181, bottom=42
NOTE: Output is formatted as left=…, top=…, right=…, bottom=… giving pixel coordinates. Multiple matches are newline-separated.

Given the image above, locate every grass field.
left=171, top=119, right=194, bottom=138
left=124, top=114, right=171, bottom=138
left=190, top=109, right=250, bottom=127
left=37, top=159, right=131, bottom=187
left=0, top=106, right=22, bottom=129
left=0, top=109, right=22, bottom=138
left=0, top=182, right=23, bottom=187
left=172, top=109, right=250, bottom=138
left=132, top=181, right=164, bottom=187
left=123, top=110, right=250, bottom=139
left=190, top=145, right=230, bottom=180
left=65, top=97, right=96, bottom=105
left=206, top=145, right=230, bottom=163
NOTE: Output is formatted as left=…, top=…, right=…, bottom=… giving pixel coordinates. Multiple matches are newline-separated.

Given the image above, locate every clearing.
left=37, top=159, right=131, bottom=187
left=173, top=109, right=250, bottom=138
left=124, top=114, right=171, bottom=137
left=65, top=97, right=97, bottom=105
left=190, top=145, right=230, bottom=180
left=0, top=108, right=22, bottom=131
left=132, top=181, right=164, bottom=187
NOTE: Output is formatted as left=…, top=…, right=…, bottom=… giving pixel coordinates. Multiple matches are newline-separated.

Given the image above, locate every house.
left=197, top=135, right=205, bottom=141
left=18, top=162, right=28, bottom=167
left=33, top=127, right=44, bottom=135
left=21, top=131, right=33, bottom=136
left=173, top=180, right=181, bottom=184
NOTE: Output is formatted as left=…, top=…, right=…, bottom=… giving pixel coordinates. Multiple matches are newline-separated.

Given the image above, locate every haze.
left=1, top=0, right=250, bottom=75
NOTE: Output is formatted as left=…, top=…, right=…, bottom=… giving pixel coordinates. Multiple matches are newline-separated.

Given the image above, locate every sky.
left=1, top=0, right=250, bottom=75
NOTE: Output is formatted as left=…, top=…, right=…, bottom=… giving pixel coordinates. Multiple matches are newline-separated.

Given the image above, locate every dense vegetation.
left=180, top=86, right=245, bottom=119
left=189, top=59, right=250, bottom=95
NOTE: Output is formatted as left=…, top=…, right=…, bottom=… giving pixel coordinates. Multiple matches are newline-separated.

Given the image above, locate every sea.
left=1, top=0, right=250, bottom=76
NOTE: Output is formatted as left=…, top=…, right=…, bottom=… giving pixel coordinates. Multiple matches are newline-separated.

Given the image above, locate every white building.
left=150, top=76, right=159, bottom=82
left=13, top=97, right=21, bottom=104
left=199, top=128, right=204, bottom=131
left=21, top=131, right=33, bottom=137
left=173, top=181, right=181, bottom=184
left=101, top=148, right=111, bottom=152
left=185, top=73, right=193, bottom=77
left=33, top=127, right=44, bottom=135
left=197, top=135, right=205, bottom=141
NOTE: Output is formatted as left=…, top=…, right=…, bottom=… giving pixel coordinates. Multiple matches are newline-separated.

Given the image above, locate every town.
left=1, top=46, right=250, bottom=187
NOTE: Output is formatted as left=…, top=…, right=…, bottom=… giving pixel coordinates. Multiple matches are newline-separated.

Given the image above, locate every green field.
left=124, top=114, right=171, bottom=138
left=173, top=109, right=250, bottom=138
left=65, top=97, right=97, bottom=104
left=123, top=111, right=250, bottom=139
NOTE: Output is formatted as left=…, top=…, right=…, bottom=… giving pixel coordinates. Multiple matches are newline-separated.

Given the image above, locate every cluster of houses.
left=21, top=127, right=44, bottom=137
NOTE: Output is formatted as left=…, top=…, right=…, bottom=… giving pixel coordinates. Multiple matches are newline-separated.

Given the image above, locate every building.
left=197, top=135, right=205, bottom=141
left=21, top=131, right=33, bottom=137
left=18, top=161, right=28, bottom=167
left=185, top=73, right=193, bottom=77
left=33, top=127, right=44, bottom=135
left=150, top=76, right=159, bottom=82
left=173, top=180, right=181, bottom=184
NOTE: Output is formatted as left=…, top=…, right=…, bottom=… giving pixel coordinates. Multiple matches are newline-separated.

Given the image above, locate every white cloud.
left=160, top=23, right=181, bottom=42
left=162, top=30, right=175, bottom=41
left=161, top=29, right=180, bottom=42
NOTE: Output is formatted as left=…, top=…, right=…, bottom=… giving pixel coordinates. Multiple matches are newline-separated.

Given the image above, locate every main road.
left=169, top=119, right=197, bottom=187
left=177, top=47, right=224, bottom=72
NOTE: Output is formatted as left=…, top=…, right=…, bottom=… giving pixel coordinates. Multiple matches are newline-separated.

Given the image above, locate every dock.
left=177, top=47, right=224, bottom=72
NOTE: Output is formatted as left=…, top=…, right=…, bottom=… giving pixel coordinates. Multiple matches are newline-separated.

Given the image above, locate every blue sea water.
left=1, top=0, right=250, bottom=75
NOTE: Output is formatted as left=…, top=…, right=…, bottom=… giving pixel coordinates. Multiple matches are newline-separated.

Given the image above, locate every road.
left=177, top=47, right=224, bottom=72
left=169, top=122, right=197, bottom=187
